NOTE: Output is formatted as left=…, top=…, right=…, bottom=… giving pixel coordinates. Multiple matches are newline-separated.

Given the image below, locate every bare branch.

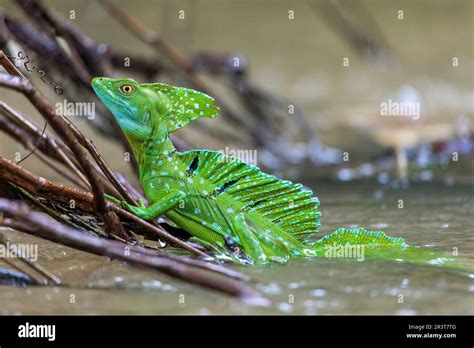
left=0, top=55, right=126, bottom=239
left=0, top=198, right=268, bottom=304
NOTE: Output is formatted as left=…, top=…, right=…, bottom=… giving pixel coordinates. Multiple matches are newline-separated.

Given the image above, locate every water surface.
left=1, top=181, right=473, bottom=315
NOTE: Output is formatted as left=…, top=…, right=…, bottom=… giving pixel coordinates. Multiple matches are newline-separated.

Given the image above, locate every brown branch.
left=114, top=207, right=207, bottom=257
left=0, top=101, right=130, bottom=198
left=0, top=199, right=267, bottom=303
left=0, top=156, right=206, bottom=256
left=59, top=116, right=138, bottom=206
left=0, top=101, right=90, bottom=187
left=0, top=162, right=247, bottom=280
left=0, top=98, right=205, bottom=255
left=3, top=6, right=244, bottom=147
left=0, top=55, right=126, bottom=239
left=1, top=257, right=41, bottom=285
left=0, top=116, right=87, bottom=189
left=1, top=9, right=141, bottom=204
left=2, top=13, right=87, bottom=87
left=14, top=0, right=92, bottom=85
left=1, top=10, right=131, bottom=145
left=0, top=47, right=24, bottom=76
left=99, top=0, right=188, bottom=69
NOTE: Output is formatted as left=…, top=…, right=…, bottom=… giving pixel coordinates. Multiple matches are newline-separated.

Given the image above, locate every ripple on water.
left=140, top=280, right=162, bottom=288
left=304, top=299, right=327, bottom=309
left=288, top=281, right=306, bottom=289
left=369, top=289, right=378, bottom=298
left=384, top=288, right=400, bottom=296
left=401, top=278, right=410, bottom=288
left=395, top=308, right=417, bottom=315
left=310, top=289, right=327, bottom=297
left=277, top=302, right=293, bottom=313
left=257, top=282, right=281, bottom=295
left=199, top=308, right=211, bottom=315
left=140, top=280, right=177, bottom=292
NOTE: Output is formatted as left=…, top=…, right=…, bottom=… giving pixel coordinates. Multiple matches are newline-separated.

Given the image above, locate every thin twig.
left=0, top=101, right=90, bottom=186
left=0, top=117, right=87, bottom=189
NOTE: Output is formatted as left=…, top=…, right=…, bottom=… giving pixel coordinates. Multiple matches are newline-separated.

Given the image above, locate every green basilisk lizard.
left=92, top=77, right=472, bottom=270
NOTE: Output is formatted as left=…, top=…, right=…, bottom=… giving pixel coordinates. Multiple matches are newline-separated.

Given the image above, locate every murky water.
left=1, top=181, right=473, bottom=315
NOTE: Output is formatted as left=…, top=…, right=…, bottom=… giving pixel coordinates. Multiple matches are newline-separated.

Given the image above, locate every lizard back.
left=171, top=150, right=321, bottom=245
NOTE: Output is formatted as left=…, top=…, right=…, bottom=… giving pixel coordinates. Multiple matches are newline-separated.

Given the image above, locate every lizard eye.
left=119, top=84, right=134, bottom=94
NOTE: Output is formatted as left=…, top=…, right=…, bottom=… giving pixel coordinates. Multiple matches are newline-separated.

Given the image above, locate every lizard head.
left=92, top=77, right=220, bottom=140
left=91, top=77, right=170, bottom=142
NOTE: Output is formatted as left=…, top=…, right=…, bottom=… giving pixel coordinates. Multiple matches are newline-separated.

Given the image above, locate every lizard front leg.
left=107, top=191, right=186, bottom=220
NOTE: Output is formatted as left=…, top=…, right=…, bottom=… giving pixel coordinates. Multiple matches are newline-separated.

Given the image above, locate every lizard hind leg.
left=232, top=214, right=290, bottom=265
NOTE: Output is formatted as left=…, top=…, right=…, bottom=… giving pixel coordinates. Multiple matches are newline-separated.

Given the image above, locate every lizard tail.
left=312, top=227, right=406, bottom=249
left=307, top=227, right=474, bottom=273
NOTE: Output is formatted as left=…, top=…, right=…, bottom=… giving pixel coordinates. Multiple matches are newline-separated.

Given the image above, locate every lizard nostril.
left=93, top=77, right=103, bottom=84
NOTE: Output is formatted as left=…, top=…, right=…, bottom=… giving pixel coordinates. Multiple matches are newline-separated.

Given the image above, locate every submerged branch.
left=0, top=199, right=267, bottom=303
left=0, top=157, right=251, bottom=280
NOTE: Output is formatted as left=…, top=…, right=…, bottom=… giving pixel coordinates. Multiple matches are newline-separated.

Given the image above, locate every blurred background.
left=1, top=0, right=472, bottom=184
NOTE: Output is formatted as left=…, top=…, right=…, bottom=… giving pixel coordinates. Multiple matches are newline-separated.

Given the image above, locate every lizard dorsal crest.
left=180, top=150, right=322, bottom=245
left=143, top=83, right=220, bottom=132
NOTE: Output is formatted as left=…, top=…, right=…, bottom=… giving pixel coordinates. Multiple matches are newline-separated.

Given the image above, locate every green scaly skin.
left=92, top=77, right=473, bottom=272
